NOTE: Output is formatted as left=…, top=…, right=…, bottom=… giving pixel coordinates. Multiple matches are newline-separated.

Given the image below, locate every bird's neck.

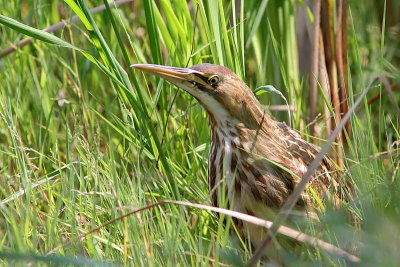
left=208, top=119, right=241, bottom=206
left=210, top=121, right=241, bottom=147
left=207, top=108, right=276, bottom=153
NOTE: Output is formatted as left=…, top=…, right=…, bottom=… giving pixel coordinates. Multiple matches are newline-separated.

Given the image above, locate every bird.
left=131, top=63, right=352, bottom=249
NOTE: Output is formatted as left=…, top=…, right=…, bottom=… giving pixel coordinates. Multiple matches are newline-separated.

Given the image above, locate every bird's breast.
left=208, top=125, right=292, bottom=219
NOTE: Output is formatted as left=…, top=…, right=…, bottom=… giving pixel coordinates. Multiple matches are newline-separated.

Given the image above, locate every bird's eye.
left=208, top=75, right=220, bottom=86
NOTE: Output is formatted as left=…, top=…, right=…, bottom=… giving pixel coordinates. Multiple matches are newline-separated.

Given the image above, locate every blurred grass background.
left=0, top=0, right=399, bottom=266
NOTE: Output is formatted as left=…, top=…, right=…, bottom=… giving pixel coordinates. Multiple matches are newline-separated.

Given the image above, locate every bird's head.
left=132, top=63, right=265, bottom=129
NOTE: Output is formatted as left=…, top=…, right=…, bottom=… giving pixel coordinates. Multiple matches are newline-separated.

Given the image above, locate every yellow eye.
left=208, top=75, right=220, bottom=85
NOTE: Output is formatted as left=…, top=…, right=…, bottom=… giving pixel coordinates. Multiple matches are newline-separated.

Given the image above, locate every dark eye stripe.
left=197, top=83, right=209, bottom=91
left=192, top=73, right=219, bottom=93
left=194, top=73, right=209, bottom=84
left=193, top=82, right=217, bottom=95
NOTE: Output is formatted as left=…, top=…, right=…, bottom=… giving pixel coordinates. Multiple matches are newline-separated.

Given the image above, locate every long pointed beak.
left=131, top=63, right=206, bottom=87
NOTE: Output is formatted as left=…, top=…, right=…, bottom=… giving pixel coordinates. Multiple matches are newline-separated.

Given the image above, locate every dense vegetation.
left=0, top=0, right=399, bottom=266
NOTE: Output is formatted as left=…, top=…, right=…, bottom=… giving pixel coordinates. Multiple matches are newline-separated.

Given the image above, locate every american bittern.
left=132, top=63, right=351, bottom=248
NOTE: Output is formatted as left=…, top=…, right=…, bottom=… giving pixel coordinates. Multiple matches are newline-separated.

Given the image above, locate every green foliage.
left=0, top=0, right=399, bottom=266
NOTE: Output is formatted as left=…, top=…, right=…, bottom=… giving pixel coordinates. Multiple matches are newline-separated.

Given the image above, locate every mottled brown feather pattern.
left=134, top=62, right=353, bottom=251
left=185, top=64, right=353, bottom=247
left=192, top=64, right=352, bottom=244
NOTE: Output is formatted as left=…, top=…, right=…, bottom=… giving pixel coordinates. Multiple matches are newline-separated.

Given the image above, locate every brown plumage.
left=132, top=63, right=351, bottom=247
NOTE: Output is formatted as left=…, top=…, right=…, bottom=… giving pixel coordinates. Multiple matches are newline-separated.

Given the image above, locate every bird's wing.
left=276, top=122, right=352, bottom=210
